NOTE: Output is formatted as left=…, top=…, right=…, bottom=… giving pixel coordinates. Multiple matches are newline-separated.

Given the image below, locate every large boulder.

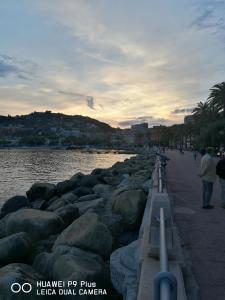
left=99, top=213, right=123, bottom=241
left=110, top=241, right=139, bottom=300
left=74, top=198, right=105, bottom=215
left=0, top=232, right=31, bottom=266
left=70, top=172, right=85, bottom=183
left=102, top=176, right=122, bottom=186
left=73, top=186, right=93, bottom=197
left=26, top=182, right=55, bottom=201
left=93, top=184, right=113, bottom=198
left=79, top=174, right=99, bottom=187
left=33, top=246, right=110, bottom=299
left=1, top=196, right=30, bottom=215
left=78, top=194, right=98, bottom=202
left=89, top=207, right=123, bottom=243
left=5, top=209, right=65, bottom=241
left=53, top=213, right=113, bottom=257
left=0, top=263, right=45, bottom=300
left=31, top=199, right=47, bottom=210
left=117, top=170, right=150, bottom=190
left=55, top=179, right=77, bottom=196
left=27, top=234, right=58, bottom=264
left=54, top=204, right=79, bottom=227
left=46, top=192, right=78, bottom=211
left=112, top=189, right=147, bottom=229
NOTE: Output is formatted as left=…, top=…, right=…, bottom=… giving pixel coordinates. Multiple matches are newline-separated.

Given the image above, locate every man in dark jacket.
left=216, top=157, right=225, bottom=208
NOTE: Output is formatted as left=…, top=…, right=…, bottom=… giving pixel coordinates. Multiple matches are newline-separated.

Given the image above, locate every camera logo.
left=11, top=283, right=32, bottom=294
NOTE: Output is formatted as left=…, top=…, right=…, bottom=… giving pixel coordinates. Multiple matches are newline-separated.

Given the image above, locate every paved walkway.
left=166, top=150, right=225, bottom=300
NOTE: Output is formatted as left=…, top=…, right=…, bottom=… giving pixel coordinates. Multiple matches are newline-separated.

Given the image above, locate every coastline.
left=0, top=145, right=138, bottom=155
left=0, top=152, right=155, bottom=299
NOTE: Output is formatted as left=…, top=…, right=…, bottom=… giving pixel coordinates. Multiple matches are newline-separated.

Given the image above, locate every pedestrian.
left=216, top=157, right=225, bottom=208
left=199, top=147, right=216, bottom=209
left=193, top=150, right=198, bottom=161
left=200, top=148, right=206, bottom=156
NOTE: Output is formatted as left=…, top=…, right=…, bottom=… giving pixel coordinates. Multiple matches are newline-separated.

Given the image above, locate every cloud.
left=0, top=61, right=19, bottom=78
left=1, top=1, right=225, bottom=127
left=118, top=115, right=170, bottom=128
left=0, top=54, right=37, bottom=80
left=171, top=108, right=195, bottom=114
left=86, top=96, right=94, bottom=109
left=191, top=1, right=225, bottom=39
left=57, top=90, right=95, bottom=109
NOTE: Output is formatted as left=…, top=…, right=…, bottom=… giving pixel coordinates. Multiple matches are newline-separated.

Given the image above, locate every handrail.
left=158, top=160, right=163, bottom=193
left=154, top=158, right=177, bottom=300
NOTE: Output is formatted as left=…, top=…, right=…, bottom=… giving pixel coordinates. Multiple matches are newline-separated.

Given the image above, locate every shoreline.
left=0, top=145, right=138, bottom=155
left=0, top=152, right=155, bottom=299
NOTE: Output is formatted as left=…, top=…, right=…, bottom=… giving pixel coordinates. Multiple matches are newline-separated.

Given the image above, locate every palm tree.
left=208, top=82, right=225, bottom=117
left=192, top=101, right=210, bottom=118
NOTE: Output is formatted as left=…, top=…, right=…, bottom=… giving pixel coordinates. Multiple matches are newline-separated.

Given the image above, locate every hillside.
left=0, top=111, right=115, bottom=146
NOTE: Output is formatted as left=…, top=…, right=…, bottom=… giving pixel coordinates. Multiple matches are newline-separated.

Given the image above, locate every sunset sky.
left=1, top=0, right=225, bottom=128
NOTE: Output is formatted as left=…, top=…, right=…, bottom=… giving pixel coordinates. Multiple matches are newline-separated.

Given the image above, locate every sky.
left=0, top=0, right=225, bottom=128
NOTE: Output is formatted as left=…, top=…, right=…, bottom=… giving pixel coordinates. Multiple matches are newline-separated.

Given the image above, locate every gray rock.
left=31, top=199, right=47, bottom=210
left=5, top=209, right=65, bottom=241
left=91, top=168, right=105, bottom=176
left=54, top=204, right=79, bottom=227
left=45, top=195, right=59, bottom=207
left=33, top=246, right=110, bottom=299
left=74, top=198, right=105, bottom=215
left=1, top=196, right=30, bottom=215
left=0, top=214, right=11, bottom=238
left=112, top=189, right=147, bottom=230
left=91, top=168, right=113, bottom=178
left=78, top=193, right=98, bottom=202
left=0, top=263, right=45, bottom=300
left=26, top=182, right=55, bottom=201
left=70, top=172, right=85, bottom=183
left=55, top=179, right=77, bottom=195
left=0, top=263, right=46, bottom=300
left=102, top=176, right=122, bottom=186
left=53, top=213, right=113, bottom=257
left=110, top=240, right=139, bottom=300
left=111, top=164, right=136, bottom=175
left=117, top=170, right=150, bottom=190
left=33, top=252, right=53, bottom=278
left=99, top=213, right=123, bottom=245
left=28, top=234, right=58, bottom=264
left=46, top=192, right=78, bottom=211
left=142, top=179, right=151, bottom=193
left=93, top=184, right=113, bottom=198
left=73, top=186, right=93, bottom=197
left=80, top=174, right=99, bottom=187
left=0, top=232, right=31, bottom=266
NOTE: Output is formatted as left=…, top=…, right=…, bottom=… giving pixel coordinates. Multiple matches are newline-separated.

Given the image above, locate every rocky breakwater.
left=0, top=153, right=155, bottom=299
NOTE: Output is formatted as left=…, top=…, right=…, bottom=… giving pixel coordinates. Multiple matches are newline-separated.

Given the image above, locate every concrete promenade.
left=166, top=150, right=225, bottom=300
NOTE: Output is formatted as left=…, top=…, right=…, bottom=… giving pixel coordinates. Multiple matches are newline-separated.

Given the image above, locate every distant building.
left=184, top=115, right=194, bottom=124
left=122, top=129, right=135, bottom=145
left=131, top=123, right=148, bottom=132
left=131, top=123, right=149, bottom=146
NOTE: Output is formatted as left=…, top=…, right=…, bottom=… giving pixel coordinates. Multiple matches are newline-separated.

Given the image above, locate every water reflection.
left=0, top=149, right=134, bottom=205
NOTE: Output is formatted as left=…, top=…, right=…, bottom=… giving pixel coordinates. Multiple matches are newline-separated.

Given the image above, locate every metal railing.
left=158, top=159, right=163, bottom=193
left=154, top=158, right=177, bottom=300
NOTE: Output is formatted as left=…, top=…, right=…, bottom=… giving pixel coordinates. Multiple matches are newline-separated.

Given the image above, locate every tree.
left=208, top=82, right=225, bottom=117
left=192, top=101, right=210, bottom=120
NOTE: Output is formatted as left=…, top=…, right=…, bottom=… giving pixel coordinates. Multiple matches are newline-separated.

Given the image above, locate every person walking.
left=199, top=148, right=216, bottom=209
left=216, top=157, right=225, bottom=208
left=193, top=150, right=198, bottom=161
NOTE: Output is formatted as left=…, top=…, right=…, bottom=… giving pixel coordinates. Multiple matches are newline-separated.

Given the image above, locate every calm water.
left=0, top=148, right=134, bottom=206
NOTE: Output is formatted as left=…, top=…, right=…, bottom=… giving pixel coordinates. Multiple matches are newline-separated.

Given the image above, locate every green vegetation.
left=19, top=136, right=46, bottom=146
left=0, top=111, right=114, bottom=147
left=150, top=82, right=225, bottom=149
